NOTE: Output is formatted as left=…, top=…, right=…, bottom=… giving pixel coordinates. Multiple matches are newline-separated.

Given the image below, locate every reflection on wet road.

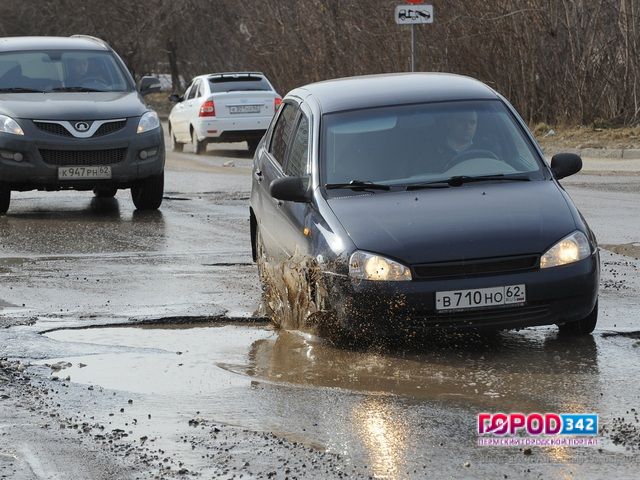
left=41, top=323, right=640, bottom=478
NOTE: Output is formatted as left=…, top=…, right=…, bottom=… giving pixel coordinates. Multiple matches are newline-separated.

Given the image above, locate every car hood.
left=326, top=181, right=578, bottom=265
left=0, top=92, right=147, bottom=120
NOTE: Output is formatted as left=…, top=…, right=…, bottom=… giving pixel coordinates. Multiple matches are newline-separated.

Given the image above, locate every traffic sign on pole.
left=395, top=4, right=434, bottom=72
left=395, top=4, right=433, bottom=25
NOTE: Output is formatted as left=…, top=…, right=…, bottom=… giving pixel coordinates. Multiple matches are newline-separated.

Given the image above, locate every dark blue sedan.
left=249, top=73, right=599, bottom=339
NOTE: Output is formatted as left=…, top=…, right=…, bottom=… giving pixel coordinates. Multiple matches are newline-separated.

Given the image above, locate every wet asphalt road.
left=1, top=135, right=640, bottom=479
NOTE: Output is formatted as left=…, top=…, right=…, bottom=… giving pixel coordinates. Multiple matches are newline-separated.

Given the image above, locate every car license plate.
left=229, top=105, right=260, bottom=114
left=58, top=166, right=112, bottom=180
left=436, top=284, right=526, bottom=311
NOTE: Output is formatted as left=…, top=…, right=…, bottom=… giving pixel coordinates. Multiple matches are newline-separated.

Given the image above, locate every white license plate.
left=58, top=166, right=112, bottom=180
left=229, top=105, right=260, bottom=114
left=436, top=284, right=526, bottom=311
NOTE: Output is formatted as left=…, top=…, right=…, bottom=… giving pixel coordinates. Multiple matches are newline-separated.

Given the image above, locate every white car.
left=168, top=72, right=281, bottom=154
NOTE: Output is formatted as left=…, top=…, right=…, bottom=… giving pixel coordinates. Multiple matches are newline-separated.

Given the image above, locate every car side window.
left=186, top=80, right=199, bottom=100
left=269, top=104, right=298, bottom=166
left=284, top=114, right=309, bottom=177
left=183, top=84, right=193, bottom=101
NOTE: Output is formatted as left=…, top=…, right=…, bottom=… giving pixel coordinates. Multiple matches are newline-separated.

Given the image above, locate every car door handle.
left=254, top=170, right=263, bottom=182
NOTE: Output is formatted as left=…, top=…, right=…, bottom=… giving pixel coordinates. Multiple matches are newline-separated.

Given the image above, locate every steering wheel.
left=442, top=149, right=500, bottom=171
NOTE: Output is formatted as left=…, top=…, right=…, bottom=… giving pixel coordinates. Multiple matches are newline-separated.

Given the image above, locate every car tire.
left=93, top=187, right=117, bottom=198
left=0, top=186, right=10, bottom=215
left=170, top=124, right=183, bottom=152
left=247, top=139, right=260, bottom=153
left=131, top=172, right=164, bottom=210
left=558, top=301, right=598, bottom=335
left=192, top=129, right=206, bottom=155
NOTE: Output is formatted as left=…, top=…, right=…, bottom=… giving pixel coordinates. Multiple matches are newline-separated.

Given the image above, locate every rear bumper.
left=324, top=252, right=600, bottom=333
left=0, top=120, right=164, bottom=191
left=194, top=116, right=271, bottom=141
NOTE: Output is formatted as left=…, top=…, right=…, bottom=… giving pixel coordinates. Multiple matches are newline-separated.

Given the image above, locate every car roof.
left=292, top=73, right=499, bottom=114
left=0, top=36, right=110, bottom=52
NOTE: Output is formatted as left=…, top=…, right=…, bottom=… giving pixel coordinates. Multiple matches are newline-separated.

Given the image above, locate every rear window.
left=208, top=75, right=271, bottom=93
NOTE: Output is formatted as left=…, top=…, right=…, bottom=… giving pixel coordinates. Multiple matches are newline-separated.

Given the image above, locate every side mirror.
left=269, top=177, right=311, bottom=203
left=138, top=76, right=162, bottom=96
left=169, top=93, right=183, bottom=103
left=550, top=153, right=582, bottom=180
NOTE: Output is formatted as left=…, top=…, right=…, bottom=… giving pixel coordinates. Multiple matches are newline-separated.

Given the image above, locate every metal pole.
left=411, top=24, right=415, bottom=72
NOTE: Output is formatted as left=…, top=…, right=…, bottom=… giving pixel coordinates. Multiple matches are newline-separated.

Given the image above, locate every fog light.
left=0, top=151, right=23, bottom=161
left=139, top=148, right=158, bottom=160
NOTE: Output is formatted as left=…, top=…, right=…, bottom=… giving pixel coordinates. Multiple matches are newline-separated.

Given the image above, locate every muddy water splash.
left=258, top=251, right=331, bottom=333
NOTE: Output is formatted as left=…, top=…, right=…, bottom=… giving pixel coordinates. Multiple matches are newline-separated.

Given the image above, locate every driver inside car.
left=66, top=57, right=105, bottom=88
left=430, top=109, right=503, bottom=172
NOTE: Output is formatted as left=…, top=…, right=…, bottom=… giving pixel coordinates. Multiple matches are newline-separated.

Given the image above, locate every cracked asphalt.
left=1, top=135, right=639, bottom=479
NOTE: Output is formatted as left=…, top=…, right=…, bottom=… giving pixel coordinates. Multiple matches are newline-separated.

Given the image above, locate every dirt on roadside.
left=533, top=124, right=640, bottom=150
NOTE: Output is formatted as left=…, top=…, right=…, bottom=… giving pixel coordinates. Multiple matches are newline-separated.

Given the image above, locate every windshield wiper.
left=325, top=180, right=391, bottom=191
left=0, top=87, right=44, bottom=93
left=405, top=174, right=530, bottom=190
left=445, top=174, right=531, bottom=186
left=51, top=87, right=107, bottom=92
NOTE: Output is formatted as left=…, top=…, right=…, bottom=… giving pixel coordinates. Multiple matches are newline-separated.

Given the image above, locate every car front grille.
left=413, top=255, right=539, bottom=279
left=34, top=120, right=127, bottom=138
left=39, top=148, right=127, bottom=166
left=424, top=303, right=551, bottom=328
left=35, top=122, right=73, bottom=137
left=94, top=120, right=127, bottom=137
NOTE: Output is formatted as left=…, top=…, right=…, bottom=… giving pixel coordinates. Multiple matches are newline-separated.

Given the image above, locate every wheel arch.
left=250, top=207, right=257, bottom=262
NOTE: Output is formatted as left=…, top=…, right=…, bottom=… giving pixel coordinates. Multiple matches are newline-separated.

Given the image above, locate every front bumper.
left=0, top=118, right=164, bottom=191
left=324, top=252, right=600, bottom=333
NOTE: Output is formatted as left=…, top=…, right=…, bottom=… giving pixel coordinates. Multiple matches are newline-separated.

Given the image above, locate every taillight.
left=274, top=97, right=282, bottom=110
left=199, top=100, right=215, bottom=117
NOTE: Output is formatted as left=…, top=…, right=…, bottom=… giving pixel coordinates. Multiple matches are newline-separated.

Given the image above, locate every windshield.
left=322, top=100, right=545, bottom=188
left=0, top=50, right=132, bottom=92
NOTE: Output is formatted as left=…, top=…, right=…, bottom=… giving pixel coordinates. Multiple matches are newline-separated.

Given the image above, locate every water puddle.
left=31, top=323, right=640, bottom=477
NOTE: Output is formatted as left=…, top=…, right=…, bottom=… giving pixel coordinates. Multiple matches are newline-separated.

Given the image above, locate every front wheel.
left=0, top=186, right=10, bottom=215
left=131, top=173, right=164, bottom=210
left=558, top=301, right=598, bottom=335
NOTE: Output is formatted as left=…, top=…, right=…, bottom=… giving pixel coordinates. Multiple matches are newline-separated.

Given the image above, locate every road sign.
left=395, top=4, right=433, bottom=24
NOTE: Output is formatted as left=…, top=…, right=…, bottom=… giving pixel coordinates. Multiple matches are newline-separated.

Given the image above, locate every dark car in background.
left=250, top=73, right=600, bottom=340
left=0, top=35, right=164, bottom=214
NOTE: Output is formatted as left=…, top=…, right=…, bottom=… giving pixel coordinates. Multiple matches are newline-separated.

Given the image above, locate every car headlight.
left=137, top=111, right=160, bottom=134
left=349, top=251, right=412, bottom=281
left=0, top=114, right=24, bottom=135
left=540, top=231, right=591, bottom=268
